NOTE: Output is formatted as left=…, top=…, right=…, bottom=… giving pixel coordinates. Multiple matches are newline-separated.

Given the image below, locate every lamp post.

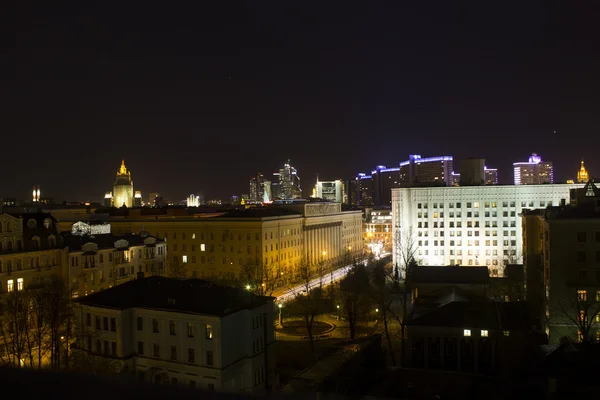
left=336, top=304, right=340, bottom=320
left=278, top=303, right=283, bottom=327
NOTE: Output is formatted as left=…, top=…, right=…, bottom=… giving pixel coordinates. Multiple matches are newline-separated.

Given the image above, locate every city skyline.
left=2, top=3, right=600, bottom=201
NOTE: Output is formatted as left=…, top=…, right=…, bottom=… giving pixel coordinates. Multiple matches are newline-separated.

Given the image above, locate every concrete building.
left=485, top=167, right=498, bottom=185
left=399, top=155, right=454, bottom=186
left=522, top=181, right=600, bottom=343
left=513, top=153, right=554, bottom=185
left=392, top=184, right=583, bottom=276
left=314, top=179, right=344, bottom=203
left=73, top=276, right=276, bottom=392
left=356, top=173, right=374, bottom=206
left=106, top=202, right=363, bottom=281
left=63, top=231, right=167, bottom=299
left=0, top=212, right=67, bottom=295
left=372, top=166, right=400, bottom=206
left=459, top=159, right=486, bottom=186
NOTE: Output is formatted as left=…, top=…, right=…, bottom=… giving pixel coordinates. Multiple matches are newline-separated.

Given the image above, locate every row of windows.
left=2, top=278, right=24, bottom=292
left=417, top=200, right=550, bottom=209
left=138, top=317, right=213, bottom=340
left=575, top=251, right=600, bottom=263
left=418, top=211, right=519, bottom=219
left=418, top=220, right=516, bottom=229
left=576, top=232, right=600, bottom=243
left=137, top=341, right=213, bottom=365
left=168, top=229, right=301, bottom=242
left=86, top=314, right=117, bottom=332
left=172, top=241, right=302, bottom=254
left=417, top=231, right=517, bottom=240
left=417, top=239, right=517, bottom=247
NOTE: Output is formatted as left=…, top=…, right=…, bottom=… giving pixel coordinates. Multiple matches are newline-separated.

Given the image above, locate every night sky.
left=2, top=2, right=599, bottom=202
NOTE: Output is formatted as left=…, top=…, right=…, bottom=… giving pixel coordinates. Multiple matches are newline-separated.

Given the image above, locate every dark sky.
left=2, top=2, right=600, bottom=202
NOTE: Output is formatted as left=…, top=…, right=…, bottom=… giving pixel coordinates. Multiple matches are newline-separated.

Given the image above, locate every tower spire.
left=119, top=159, right=128, bottom=175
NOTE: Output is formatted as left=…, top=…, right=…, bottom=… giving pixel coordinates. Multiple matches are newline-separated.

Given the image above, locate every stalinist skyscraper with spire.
left=105, top=160, right=134, bottom=207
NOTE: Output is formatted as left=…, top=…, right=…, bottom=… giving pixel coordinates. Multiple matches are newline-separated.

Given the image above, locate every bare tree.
left=392, top=226, right=419, bottom=366
left=336, top=262, right=372, bottom=339
left=0, top=289, right=31, bottom=367
left=288, top=258, right=325, bottom=351
left=554, top=289, right=600, bottom=344
left=240, top=257, right=282, bottom=297
left=42, top=276, right=74, bottom=370
left=26, top=285, right=51, bottom=368
left=166, top=258, right=187, bottom=279
left=370, top=259, right=398, bottom=366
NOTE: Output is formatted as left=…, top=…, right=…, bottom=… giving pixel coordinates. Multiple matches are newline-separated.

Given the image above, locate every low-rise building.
left=63, top=232, right=167, bottom=298
left=73, top=277, right=275, bottom=392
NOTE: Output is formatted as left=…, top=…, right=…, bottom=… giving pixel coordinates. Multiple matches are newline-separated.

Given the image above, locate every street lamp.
left=245, top=284, right=251, bottom=290
left=336, top=304, right=340, bottom=320
left=278, top=304, right=283, bottom=327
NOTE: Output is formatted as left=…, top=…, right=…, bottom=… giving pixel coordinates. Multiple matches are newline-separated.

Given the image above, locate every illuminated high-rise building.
left=108, top=160, right=134, bottom=207
left=484, top=167, right=498, bottom=185
left=372, top=166, right=400, bottom=206
left=513, top=153, right=554, bottom=185
left=399, top=155, right=454, bottom=186
left=32, top=185, right=41, bottom=202
left=577, top=160, right=589, bottom=183
left=249, top=173, right=271, bottom=203
left=272, top=160, right=302, bottom=200
left=133, top=191, right=143, bottom=207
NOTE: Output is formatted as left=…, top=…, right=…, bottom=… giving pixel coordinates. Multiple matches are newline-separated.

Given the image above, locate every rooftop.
left=62, top=233, right=163, bottom=252
left=215, top=207, right=302, bottom=219
left=412, top=266, right=490, bottom=285
left=75, top=276, right=273, bottom=317
left=407, top=300, right=532, bottom=330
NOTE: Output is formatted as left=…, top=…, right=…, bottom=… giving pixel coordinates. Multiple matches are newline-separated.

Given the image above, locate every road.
left=274, top=253, right=390, bottom=304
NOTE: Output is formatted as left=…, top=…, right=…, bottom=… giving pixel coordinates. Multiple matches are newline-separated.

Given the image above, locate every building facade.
left=64, top=230, right=167, bottom=299
left=106, top=203, right=363, bottom=282
left=522, top=181, right=600, bottom=343
left=0, top=212, right=67, bottom=295
left=363, top=208, right=393, bottom=257
left=513, top=153, right=554, bottom=185
left=392, top=184, right=583, bottom=276
left=577, top=160, right=589, bottom=183
left=73, top=277, right=275, bottom=392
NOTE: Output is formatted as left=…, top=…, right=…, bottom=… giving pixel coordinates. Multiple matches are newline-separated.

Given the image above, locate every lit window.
left=503, top=331, right=510, bottom=336
left=200, top=244, right=206, bottom=252
left=17, top=278, right=23, bottom=291
left=7, top=280, right=14, bottom=292
left=182, top=255, right=188, bottom=263
left=578, top=289, right=587, bottom=302
left=473, top=202, right=479, bottom=208
left=192, top=233, right=196, bottom=239
left=463, top=329, right=471, bottom=337
left=206, top=324, right=213, bottom=340
left=577, top=331, right=584, bottom=343
left=481, top=330, right=488, bottom=337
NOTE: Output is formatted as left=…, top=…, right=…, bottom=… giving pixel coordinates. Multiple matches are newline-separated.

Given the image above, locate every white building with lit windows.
left=73, top=277, right=275, bottom=393
left=392, top=184, right=583, bottom=276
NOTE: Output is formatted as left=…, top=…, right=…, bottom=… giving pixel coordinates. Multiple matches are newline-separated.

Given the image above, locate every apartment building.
left=63, top=228, right=167, bottom=298
left=522, top=181, right=600, bottom=343
left=0, top=212, right=67, bottom=294
left=73, top=277, right=275, bottom=392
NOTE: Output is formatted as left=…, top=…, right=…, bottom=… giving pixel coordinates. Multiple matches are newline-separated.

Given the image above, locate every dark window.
left=96, top=340, right=101, bottom=353
left=137, top=341, right=144, bottom=355
left=103, top=340, right=109, bottom=355
left=153, top=319, right=159, bottom=333
left=103, top=317, right=108, bottom=331
left=169, top=321, right=176, bottom=335
left=577, top=232, right=587, bottom=242
left=596, top=232, right=600, bottom=242
left=188, top=348, right=195, bottom=363
left=153, top=344, right=160, bottom=357
left=86, top=313, right=91, bottom=327
left=206, top=350, right=213, bottom=366
left=578, top=251, right=587, bottom=262
left=95, top=316, right=101, bottom=330
left=597, top=250, right=600, bottom=263
left=187, top=323, right=194, bottom=338
left=110, top=318, right=116, bottom=332
left=111, top=341, right=117, bottom=355
left=137, top=317, right=143, bottom=331
left=170, top=346, right=177, bottom=360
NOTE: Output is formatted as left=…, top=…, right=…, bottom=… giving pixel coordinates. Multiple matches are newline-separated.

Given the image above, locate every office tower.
left=356, top=173, right=374, bottom=206
left=187, top=194, right=200, bottom=207
left=32, top=185, right=41, bottom=202
left=315, top=179, right=345, bottom=203
left=577, top=160, right=589, bottom=183
left=347, top=178, right=359, bottom=205
left=398, top=155, right=454, bottom=186
left=249, top=173, right=270, bottom=203
left=272, top=160, right=302, bottom=200
left=485, top=167, right=498, bottom=185
left=513, top=153, right=554, bottom=185
left=372, top=165, right=400, bottom=206
left=391, top=183, right=584, bottom=277
left=522, top=181, right=600, bottom=343
left=133, top=191, right=143, bottom=207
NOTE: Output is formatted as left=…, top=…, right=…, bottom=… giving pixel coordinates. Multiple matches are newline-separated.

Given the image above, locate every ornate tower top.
left=577, top=160, right=589, bottom=183
left=118, top=159, right=130, bottom=176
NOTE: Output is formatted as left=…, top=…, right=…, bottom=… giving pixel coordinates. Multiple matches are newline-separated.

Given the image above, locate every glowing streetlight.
left=278, top=304, right=283, bottom=326
left=245, top=285, right=251, bottom=290
left=336, top=304, right=340, bottom=320
left=375, top=308, right=379, bottom=313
